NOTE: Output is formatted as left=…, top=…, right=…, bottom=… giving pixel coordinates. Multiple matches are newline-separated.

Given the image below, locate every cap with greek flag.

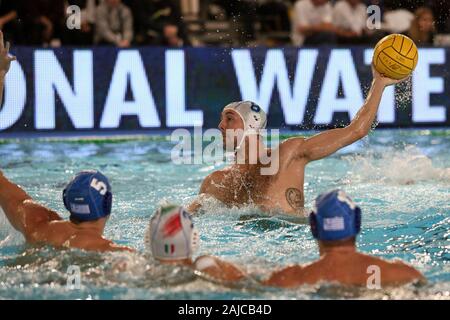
left=310, top=190, right=362, bottom=241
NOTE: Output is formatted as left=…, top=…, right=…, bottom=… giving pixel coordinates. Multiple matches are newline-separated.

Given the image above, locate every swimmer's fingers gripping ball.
left=372, top=34, right=418, bottom=80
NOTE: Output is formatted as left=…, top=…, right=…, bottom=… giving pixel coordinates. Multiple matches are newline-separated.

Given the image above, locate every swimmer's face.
left=219, top=110, right=244, bottom=150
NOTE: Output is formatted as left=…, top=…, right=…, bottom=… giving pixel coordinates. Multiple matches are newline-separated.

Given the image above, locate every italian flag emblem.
left=165, top=243, right=175, bottom=254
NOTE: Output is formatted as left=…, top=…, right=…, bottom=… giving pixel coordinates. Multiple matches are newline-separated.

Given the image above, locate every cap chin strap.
left=190, top=227, right=200, bottom=254
left=144, top=223, right=153, bottom=254
left=234, top=129, right=261, bottom=164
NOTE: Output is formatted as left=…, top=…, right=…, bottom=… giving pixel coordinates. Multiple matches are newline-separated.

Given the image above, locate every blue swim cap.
left=63, top=170, right=112, bottom=222
left=309, top=190, right=361, bottom=241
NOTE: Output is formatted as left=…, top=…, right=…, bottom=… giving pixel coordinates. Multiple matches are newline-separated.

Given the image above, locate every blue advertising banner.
left=0, top=46, right=449, bottom=136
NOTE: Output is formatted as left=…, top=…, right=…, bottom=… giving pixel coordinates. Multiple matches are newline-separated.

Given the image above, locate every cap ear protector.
left=182, top=208, right=200, bottom=253
left=63, top=185, right=113, bottom=217
left=309, top=209, right=319, bottom=239
left=223, top=101, right=267, bottom=133
left=63, top=187, right=69, bottom=211
left=354, top=206, right=361, bottom=234
left=103, top=191, right=113, bottom=217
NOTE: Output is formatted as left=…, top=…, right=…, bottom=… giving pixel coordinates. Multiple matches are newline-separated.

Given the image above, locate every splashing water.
left=345, top=145, right=450, bottom=185
left=0, top=129, right=449, bottom=299
left=0, top=207, right=24, bottom=247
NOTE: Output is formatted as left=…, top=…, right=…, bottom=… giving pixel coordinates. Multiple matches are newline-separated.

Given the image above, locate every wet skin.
left=190, top=69, right=408, bottom=215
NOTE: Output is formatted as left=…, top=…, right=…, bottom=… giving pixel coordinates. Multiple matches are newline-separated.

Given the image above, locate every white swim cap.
left=145, top=205, right=199, bottom=261
left=223, top=101, right=267, bottom=133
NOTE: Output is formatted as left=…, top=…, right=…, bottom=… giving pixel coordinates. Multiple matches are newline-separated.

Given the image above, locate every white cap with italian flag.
left=146, top=205, right=199, bottom=261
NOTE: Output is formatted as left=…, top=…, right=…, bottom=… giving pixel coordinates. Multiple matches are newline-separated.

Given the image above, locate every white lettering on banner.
left=413, top=49, right=446, bottom=123
left=166, top=50, right=203, bottom=127
left=0, top=48, right=448, bottom=133
left=100, top=50, right=161, bottom=128
left=315, top=49, right=364, bottom=124
left=232, top=49, right=318, bottom=125
left=0, top=61, right=26, bottom=130
left=364, top=49, right=396, bottom=123
left=35, top=50, right=93, bottom=129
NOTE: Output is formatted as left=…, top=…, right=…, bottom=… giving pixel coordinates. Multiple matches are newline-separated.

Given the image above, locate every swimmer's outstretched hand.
left=0, top=31, right=16, bottom=75
left=372, top=65, right=410, bottom=87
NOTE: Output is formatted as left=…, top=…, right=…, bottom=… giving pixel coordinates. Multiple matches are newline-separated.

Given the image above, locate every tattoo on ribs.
left=285, top=188, right=304, bottom=210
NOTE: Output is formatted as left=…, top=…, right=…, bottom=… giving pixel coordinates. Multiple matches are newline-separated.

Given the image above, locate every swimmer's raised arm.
left=284, top=67, right=408, bottom=163
left=0, top=31, right=16, bottom=103
left=0, top=170, right=62, bottom=237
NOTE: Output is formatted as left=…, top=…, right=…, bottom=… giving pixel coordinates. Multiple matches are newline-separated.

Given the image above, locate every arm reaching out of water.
left=0, top=170, right=133, bottom=252
left=0, top=38, right=61, bottom=239
left=0, top=170, right=62, bottom=238
left=284, top=67, right=408, bottom=162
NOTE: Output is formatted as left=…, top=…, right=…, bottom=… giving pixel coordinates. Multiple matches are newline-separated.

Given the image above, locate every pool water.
left=0, top=129, right=449, bottom=300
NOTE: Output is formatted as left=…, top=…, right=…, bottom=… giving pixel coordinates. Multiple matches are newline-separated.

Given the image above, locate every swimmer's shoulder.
left=382, top=259, right=425, bottom=284
left=263, top=264, right=306, bottom=288
left=200, top=170, right=227, bottom=191
left=359, top=253, right=425, bottom=285
left=277, top=137, right=309, bottom=161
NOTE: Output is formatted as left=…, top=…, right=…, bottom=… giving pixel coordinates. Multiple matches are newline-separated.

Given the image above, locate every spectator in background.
left=63, top=0, right=97, bottom=46
left=383, top=0, right=425, bottom=12
left=213, top=0, right=258, bottom=45
left=95, top=0, right=133, bottom=47
left=131, top=0, right=188, bottom=46
left=292, top=0, right=336, bottom=46
left=333, top=0, right=369, bottom=44
left=257, top=0, right=291, bottom=46
left=406, top=7, right=435, bottom=46
left=0, top=0, right=20, bottom=43
left=20, top=0, right=66, bottom=46
left=333, top=0, right=367, bottom=43
left=160, top=23, right=191, bottom=47
left=430, top=0, right=450, bottom=33
left=258, top=0, right=291, bottom=33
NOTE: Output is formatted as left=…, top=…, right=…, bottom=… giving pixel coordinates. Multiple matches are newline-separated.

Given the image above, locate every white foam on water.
left=0, top=207, right=25, bottom=247
left=345, top=145, right=450, bottom=185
